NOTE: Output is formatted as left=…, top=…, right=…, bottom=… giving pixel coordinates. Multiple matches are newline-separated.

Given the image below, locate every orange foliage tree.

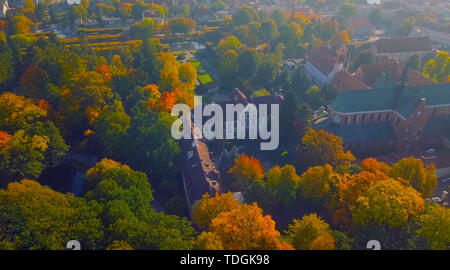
left=300, top=128, right=355, bottom=172
left=209, top=203, right=293, bottom=250
left=228, top=154, right=265, bottom=191
left=192, top=192, right=240, bottom=229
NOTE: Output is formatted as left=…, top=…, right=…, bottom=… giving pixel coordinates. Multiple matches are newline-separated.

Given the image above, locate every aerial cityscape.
left=0, top=0, right=449, bottom=252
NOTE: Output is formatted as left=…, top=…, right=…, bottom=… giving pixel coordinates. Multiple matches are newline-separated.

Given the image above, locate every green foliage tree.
left=267, top=165, right=301, bottom=206
left=368, top=8, right=383, bottom=27
left=219, top=49, right=239, bottom=81
left=417, top=204, right=450, bottom=250
left=0, top=180, right=103, bottom=250
left=84, top=159, right=195, bottom=250
left=338, top=2, right=358, bottom=21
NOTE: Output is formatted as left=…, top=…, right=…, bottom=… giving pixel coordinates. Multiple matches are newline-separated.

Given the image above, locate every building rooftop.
left=332, top=74, right=450, bottom=119
left=332, top=70, right=370, bottom=92
left=374, top=37, right=432, bottom=53
left=356, top=62, right=435, bottom=87
left=317, top=120, right=395, bottom=143
left=306, top=46, right=341, bottom=75
left=417, top=22, right=450, bottom=34
left=347, top=18, right=374, bottom=30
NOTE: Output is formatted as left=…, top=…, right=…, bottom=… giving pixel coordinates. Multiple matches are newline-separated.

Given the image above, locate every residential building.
left=179, top=89, right=283, bottom=217
left=282, top=58, right=303, bottom=74
left=373, top=37, right=433, bottom=62
left=304, top=45, right=348, bottom=87
left=410, top=22, right=450, bottom=47
left=180, top=125, right=220, bottom=217
left=0, top=0, right=9, bottom=17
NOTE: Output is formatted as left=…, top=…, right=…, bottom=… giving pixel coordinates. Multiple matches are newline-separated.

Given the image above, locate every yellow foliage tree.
left=390, top=157, right=437, bottom=197
left=193, top=232, right=224, bottom=250
left=299, top=164, right=335, bottom=202
left=351, top=178, right=425, bottom=227
left=285, top=213, right=336, bottom=250
left=192, top=192, right=239, bottom=229
left=417, top=204, right=450, bottom=250
left=301, top=128, right=355, bottom=172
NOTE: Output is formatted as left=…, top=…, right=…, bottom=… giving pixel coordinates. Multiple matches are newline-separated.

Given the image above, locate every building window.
left=347, top=115, right=352, bottom=124
left=333, top=114, right=341, bottom=123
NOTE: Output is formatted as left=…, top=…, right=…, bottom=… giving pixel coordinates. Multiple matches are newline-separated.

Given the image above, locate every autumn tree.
left=25, top=120, right=69, bottom=168
left=285, top=213, right=336, bottom=250
left=193, top=232, right=224, bottom=250
left=278, top=22, right=304, bottom=57
left=423, top=51, right=450, bottom=83
left=95, top=100, right=130, bottom=158
left=228, top=154, right=265, bottom=191
left=0, top=32, right=14, bottom=84
left=0, top=130, right=47, bottom=185
left=219, top=49, right=239, bottom=81
left=107, top=240, right=134, bottom=250
left=266, top=165, right=301, bottom=206
left=305, top=85, right=321, bottom=108
left=209, top=203, right=293, bottom=250
left=360, top=157, right=391, bottom=174
left=338, top=170, right=390, bottom=209
left=351, top=178, right=425, bottom=228
left=417, top=204, right=450, bottom=250
left=0, top=180, right=103, bottom=250
left=178, top=62, right=197, bottom=90
left=271, top=8, right=287, bottom=28
left=192, top=192, right=239, bottom=229
left=333, top=30, right=350, bottom=44
left=390, top=157, right=437, bottom=197
left=167, top=17, right=196, bottom=35
left=84, top=159, right=195, bottom=250
left=0, top=92, right=47, bottom=132
left=300, top=128, right=355, bottom=172
left=218, top=35, right=242, bottom=55
left=259, top=19, right=279, bottom=44
left=338, top=2, right=358, bottom=21
left=11, top=15, right=34, bottom=35
left=299, top=164, right=335, bottom=203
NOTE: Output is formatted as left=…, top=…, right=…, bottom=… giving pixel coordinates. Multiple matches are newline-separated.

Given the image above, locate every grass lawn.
left=198, top=74, right=213, bottom=85
left=186, top=57, right=216, bottom=87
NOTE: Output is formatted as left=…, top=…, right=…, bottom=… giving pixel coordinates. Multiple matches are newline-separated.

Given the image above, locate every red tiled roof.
left=347, top=18, right=374, bottom=30
left=374, top=37, right=432, bottom=53
left=332, top=70, right=370, bottom=91
left=418, top=22, right=450, bottom=34
left=307, top=47, right=339, bottom=75
left=356, top=62, right=435, bottom=87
